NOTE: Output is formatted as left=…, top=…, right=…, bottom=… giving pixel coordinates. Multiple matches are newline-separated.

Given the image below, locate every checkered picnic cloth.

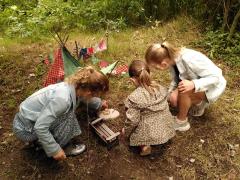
left=114, top=64, right=128, bottom=75
left=43, top=48, right=64, bottom=87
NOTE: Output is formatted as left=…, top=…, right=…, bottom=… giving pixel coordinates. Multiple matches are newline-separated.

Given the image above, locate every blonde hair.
left=145, top=41, right=180, bottom=64
left=65, top=66, right=109, bottom=93
left=128, top=60, right=159, bottom=94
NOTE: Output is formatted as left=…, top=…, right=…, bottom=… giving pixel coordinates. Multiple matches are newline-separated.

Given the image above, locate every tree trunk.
left=228, top=7, right=240, bottom=40
left=222, top=0, right=231, bottom=31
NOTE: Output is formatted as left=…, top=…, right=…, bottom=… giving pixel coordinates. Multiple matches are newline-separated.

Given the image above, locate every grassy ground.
left=0, top=16, right=240, bottom=179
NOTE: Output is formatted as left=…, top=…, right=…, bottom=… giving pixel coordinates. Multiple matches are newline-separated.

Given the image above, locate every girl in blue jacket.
left=13, top=67, right=109, bottom=160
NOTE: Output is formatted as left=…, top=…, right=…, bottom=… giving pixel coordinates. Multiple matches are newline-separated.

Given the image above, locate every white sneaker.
left=65, top=144, right=86, bottom=156
left=189, top=101, right=209, bottom=117
left=173, top=117, right=190, bottom=132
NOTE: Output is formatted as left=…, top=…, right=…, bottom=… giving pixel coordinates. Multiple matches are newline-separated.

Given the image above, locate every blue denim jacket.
left=18, top=82, right=77, bottom=156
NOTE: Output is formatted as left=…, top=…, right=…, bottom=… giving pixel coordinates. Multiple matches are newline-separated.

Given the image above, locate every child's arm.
left=124, top=100, right=141, bottom=137
left=187, top=57, right=223, bottom=93
left=34, top=97, right=69, bottom=159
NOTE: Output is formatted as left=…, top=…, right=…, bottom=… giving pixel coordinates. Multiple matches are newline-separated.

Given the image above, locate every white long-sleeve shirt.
left=169, top=48, right=226, bottom=103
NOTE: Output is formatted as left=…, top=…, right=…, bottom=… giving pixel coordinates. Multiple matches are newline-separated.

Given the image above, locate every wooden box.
left=90, top=117, right=120, bottom=149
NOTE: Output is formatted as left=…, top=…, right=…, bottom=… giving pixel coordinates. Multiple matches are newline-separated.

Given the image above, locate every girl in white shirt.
left=145, top=42, right=226, bottom=131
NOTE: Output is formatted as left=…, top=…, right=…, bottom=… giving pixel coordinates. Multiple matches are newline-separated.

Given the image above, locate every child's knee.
left=169, top=93, right=178, bottom=107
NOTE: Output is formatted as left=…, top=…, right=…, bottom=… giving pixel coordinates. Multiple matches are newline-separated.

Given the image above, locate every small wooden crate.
left=90, top=117, right=120, bottom=149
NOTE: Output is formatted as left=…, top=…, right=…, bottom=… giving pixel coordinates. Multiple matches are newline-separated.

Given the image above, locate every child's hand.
left=101, top=100, right=108, bottom=110
left=53, top=149, right=66, bottom=161
left=178, top=80, right=195, bottom=93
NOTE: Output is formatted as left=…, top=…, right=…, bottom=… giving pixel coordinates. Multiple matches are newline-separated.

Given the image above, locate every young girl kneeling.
left=13, top=67, right=109, bottom=160
left=124, top=60, right=175, bottom=156
left=145, top=42, right=226, bottom=131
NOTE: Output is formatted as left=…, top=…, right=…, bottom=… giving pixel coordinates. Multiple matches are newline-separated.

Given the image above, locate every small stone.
left=1, top=140, right=8, bottom=145
left=150, top=156, right=155, bottom=160
left=234, top=144, right=239, bottom=150
left=8, top=133, right=13, bottom=137
left=189, top=158, right=195, bottom=163
left=149, top=166, right=154, bottom=170
left=168, top=176, right=173, bottom=180
left=29, top=73, right=36, bottom=77
left=200, top=139, right=205, bottom=144
left=228, top=143, right=234, bottom=150
left=87, top=171, right=91, bottom=174
left=2, top=161, right=5, bottom=165
left=230, top=150, right=236, bottom=157
left=68, top=163, right=74, bottom=168
left=176, top=164, right=182, bottom=168
left=22, top=176, right=25, bottom=179
left=37, top=174, right=42, bottom=179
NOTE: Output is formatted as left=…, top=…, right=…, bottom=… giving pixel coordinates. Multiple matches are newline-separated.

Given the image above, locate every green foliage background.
left=0, top=0, right=239, bottom=66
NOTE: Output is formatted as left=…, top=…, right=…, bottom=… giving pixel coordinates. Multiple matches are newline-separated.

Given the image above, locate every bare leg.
left=169, top=89, right=178, bottom=107
left=177, top=91, right=191, bottom=120
left=176, top=90, right=206, bottom=121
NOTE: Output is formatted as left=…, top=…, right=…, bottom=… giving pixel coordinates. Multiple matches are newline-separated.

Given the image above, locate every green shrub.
left=194, top=30, right=240, bottom=67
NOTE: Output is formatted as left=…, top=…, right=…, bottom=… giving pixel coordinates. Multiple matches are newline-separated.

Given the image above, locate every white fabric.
left=99, top=109, right=120, bottom=120
left=169, top=48, right=226, bottom=103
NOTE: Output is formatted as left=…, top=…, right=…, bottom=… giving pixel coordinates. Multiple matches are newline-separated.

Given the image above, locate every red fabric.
left=114, top=64, right=128, bottom=75
left=87, top=47, right=94, bottom=55
left=44, top=56, right=50, bottom=65
left=98, top=39, right=107, bottom=50
left=95, top=39, right=107, bottom=52
left=43, top=48, right=64, bottom=87
left=99, top=60, right=109, bottom=68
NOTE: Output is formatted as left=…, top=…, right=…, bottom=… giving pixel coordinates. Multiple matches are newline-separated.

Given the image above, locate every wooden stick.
left=74, top=41, right=79, bottom=59
left=64, top=35, right=69, bottom=44
left=55, top=31, right=64, bottom=46
left=49, top=30, right=61, bottom=45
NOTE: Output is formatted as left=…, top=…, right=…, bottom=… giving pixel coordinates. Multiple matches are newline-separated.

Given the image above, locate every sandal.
left=140, top=145, right=152, bottom=156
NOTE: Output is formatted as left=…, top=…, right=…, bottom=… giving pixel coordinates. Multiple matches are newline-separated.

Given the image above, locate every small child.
left=13, top=67, right=109, bottom=160
left=123, top=60, right=175, bottom=156
left=145, top=42, right=227, bottom=131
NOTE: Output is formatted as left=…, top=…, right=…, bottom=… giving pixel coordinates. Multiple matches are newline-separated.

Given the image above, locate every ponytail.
left=161, top=41, right=179, bottom=61
left=145, top=41, right=180, bottom=64
left=129, top=60, right=159, bottom=95
left=139, top=69, right=153, bottom=94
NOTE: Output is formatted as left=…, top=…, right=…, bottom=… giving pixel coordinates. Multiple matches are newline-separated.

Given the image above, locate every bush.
left=194, top=30, right=240, bottom=67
